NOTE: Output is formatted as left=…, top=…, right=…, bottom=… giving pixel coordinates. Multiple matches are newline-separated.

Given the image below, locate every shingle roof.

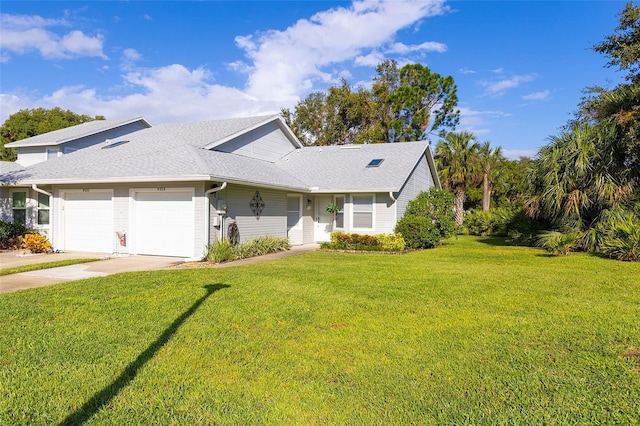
left=4, top=117, right=152, bottom=148
left=278, top=142, right=431, bottom=192
left=1, top=115, right=436, bottom=193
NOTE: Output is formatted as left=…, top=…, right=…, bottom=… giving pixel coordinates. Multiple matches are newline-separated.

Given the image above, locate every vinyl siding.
left=15, top=121, right=149, bottom=167
left=213, top=121, right=296, bottom=162
left=396, top=155, right=435, bottom=220
left=0, top=187, right=11, bottom=221
left=216, top=184, right=288, bottom=243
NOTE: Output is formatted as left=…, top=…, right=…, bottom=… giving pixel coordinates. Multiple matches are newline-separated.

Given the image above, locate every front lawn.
left=1, top=236, right=639, bottom=424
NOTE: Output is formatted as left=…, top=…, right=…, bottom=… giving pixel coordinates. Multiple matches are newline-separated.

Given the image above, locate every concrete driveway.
left=0, top=251, right=183, bottom=294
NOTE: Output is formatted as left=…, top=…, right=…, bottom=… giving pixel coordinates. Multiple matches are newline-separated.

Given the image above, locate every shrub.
left=394, top=188, right=455, bottom=249
left=321, top=232, right=405, bottom=252
left=464, top=207, right=517, bottom=237
left=535, top=230, right=581, bottom=256
left=586, top=209, right=640, bottom=261
left=20, top=233, right=52, bottom=254
left=231, top=236, right=290, bottom=259
left=394, top=215, right=442, bottom=249
left=205, top=236, right=290, bottom=263
left=505, top=209, right=546, bottom=246
left=205, top=240, right=232, bottom=263
left=0, top=221, right=28, bottom=249
left=404, top=188, right=456, bottom=240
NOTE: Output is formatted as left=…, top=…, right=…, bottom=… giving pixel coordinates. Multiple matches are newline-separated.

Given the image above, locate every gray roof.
left=278, top=142, right=431, bottom=192
left=1, top=115, right=436, bottom=193
left=4, top=117, right=151, bottom=148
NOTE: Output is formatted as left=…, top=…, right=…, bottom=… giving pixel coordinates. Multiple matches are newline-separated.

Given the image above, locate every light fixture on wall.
left=307, top=198, right=312, bottom=210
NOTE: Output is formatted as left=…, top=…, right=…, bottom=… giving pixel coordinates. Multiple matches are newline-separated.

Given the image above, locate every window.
left=367, top=158, right=384, bottom=167
left=352, top=195, right=373, bottom=229
left=37, top=192, right=50, bottom=225
left=335, top=196, right=345, bottom=229
left=12, top=191, right=26, bottom=224
left=287, top=196, right=301, bottom=230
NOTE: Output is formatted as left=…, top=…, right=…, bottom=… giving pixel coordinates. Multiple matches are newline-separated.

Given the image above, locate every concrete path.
left=0, top=244, right=320, bottom=294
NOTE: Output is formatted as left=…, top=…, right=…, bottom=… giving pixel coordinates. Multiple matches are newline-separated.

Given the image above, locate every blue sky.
left=0, top=1, right=627, bottom=159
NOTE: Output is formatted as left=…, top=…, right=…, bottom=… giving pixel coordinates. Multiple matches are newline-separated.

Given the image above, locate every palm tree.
left=525, top=122, right=634, bottom=228
left=436, top=131, right=480, bottom=225
left=478, top=142, right=503, bottom=211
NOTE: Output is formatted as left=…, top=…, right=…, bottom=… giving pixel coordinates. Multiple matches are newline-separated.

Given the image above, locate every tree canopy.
left=1, top=107, right=105, bottom=161
left=282, top=60, right=460, bottom=145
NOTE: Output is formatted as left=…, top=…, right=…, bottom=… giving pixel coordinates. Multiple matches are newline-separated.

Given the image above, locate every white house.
left=0, top=115, right=441, bottom=260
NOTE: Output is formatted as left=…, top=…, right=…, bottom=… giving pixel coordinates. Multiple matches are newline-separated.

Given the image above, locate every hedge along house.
left=0, top=115, right=441, bottom=260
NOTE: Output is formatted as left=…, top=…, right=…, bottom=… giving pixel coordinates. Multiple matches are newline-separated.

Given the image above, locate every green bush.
left=321, top=232, right=405, bottom=252
left=205, top=236, right=290, bottom=263
left=394, top=215, right=442, bottom=249
left=585, top=209, right=640, bottom=261
left=464, top=207, right=518, bottom=237
left=0, top=221, right=28, bottom=249
left=505, top=209, right=547, bottom=246
left=535, top=230, right=581, bottom=256
left=205, top=240, right=232, bottom=263
left=394, top=188, right=455, bottom=249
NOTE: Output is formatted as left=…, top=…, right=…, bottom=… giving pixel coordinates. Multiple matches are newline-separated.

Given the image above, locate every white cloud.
left=502, top=149, right=537, bottom=160
left=0, top=13, right=107, bottom=60
left=0, top=0, right=449, bottom=124
left=387, top=41, right=447, bottom=54
left=455, top=105, right=511, bottom=137
left=459, top=67, right=476, bottom=74
left=522, top=90, right=551, bottom=101
left=237, top=0, right=448, bottom=103
left=480, top=73, right=536, bottom=96
left=355, top=51, right=385, bottom=67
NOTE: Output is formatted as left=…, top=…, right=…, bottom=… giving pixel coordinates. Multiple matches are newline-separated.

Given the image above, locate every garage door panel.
left=134, top=190, right=194, bottom=258
left=64, top=192, right=113, bottom=253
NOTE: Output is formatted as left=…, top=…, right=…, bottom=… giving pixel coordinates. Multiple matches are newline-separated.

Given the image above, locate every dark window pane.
left=38, top=210, right=50, bottom=225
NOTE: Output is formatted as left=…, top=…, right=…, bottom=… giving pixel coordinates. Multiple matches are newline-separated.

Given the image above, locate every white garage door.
left=64, top=191, right=113, bottom=253
left=133, top=190, right=195, bottom=257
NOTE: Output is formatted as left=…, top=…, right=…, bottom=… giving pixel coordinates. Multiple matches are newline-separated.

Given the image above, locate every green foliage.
left=535, top=230, right=582, bottom=256
left=205, top=240, right=232, bottom=263
left=505, top=209, right=547, bottom=246
left=582, top=208, right=640, bottom=261
left=0, top=220, right=28, bottom=249
left=435, top=131, right=481, bottom=225
left=396, top=188, right=456, bottom=249
left=283, top=59, right=459, bottom=145
left=231, top=236, right=290, bottom=259
left=0, top=107, right=105, bottom=161
left=464, top=207, right=518, bottom=237
left=321, top=232, right=405, bottom=252
left=394, top=215, right=442, bottom=249
left=205, top=236, right=290, bottom=263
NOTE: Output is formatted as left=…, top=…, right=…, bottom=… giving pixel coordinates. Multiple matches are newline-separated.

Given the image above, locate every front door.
left=315, top=195, right=334, bottom=242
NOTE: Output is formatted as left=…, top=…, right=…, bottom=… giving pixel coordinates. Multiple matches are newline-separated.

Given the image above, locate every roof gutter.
left=31, top=183, right=52, bottom=197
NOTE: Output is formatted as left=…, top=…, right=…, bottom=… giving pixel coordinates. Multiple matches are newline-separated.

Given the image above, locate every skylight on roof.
left=366, top=158, right=384, bottom=167
left=102, top=139, right=129, bottom=149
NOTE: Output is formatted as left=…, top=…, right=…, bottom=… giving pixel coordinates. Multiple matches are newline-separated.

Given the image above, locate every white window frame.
left=286, top=194, right=303, bottom=231
left=334, top=195, right=345, bottom=230
left=37, top=192, right=50, bottom=226
left=11, top=190, right=27, bottom=225
left=351, top=193, right=375, bottom=231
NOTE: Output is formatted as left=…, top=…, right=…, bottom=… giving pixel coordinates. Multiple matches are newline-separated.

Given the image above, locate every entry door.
left=315, top=195, right=334, bottom=242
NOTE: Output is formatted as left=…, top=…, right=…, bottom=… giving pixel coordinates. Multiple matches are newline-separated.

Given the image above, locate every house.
left=0, top=115, right=441, bottom=260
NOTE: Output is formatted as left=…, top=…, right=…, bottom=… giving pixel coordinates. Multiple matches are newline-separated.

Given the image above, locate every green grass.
left=0, top=258, right=101, bottom=276
left=1, top=236, right=639, bottom=424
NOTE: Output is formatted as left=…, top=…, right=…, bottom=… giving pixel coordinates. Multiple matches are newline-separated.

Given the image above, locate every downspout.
left=32, top=183, right=52, bottom=197
left=388, top=191, right=396, bottom=203
left=205, top=182, right=227, bottom=246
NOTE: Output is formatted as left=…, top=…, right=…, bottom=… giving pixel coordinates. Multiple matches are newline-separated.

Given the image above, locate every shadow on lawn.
left=474, top=236, right=511, bottom=247
left=59, top=283, right=229, bottom=426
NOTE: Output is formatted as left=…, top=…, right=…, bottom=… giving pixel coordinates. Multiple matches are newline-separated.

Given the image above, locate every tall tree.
left=1, top=107, right=104, bottom=161
left=283, top=61, right=459, bottom=145
left=436, top=131, right=480, bottom=225
left=390, top=63, right=459, bottom=141
left=594, top=1, right=640, bottom=84
left=478, top=142, right=504, bottom=211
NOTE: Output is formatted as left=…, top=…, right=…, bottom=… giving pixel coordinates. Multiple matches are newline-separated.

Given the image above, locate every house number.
left=157, top=187, right=166, bottom=191
left=82, top=189, right=90, bottom=192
